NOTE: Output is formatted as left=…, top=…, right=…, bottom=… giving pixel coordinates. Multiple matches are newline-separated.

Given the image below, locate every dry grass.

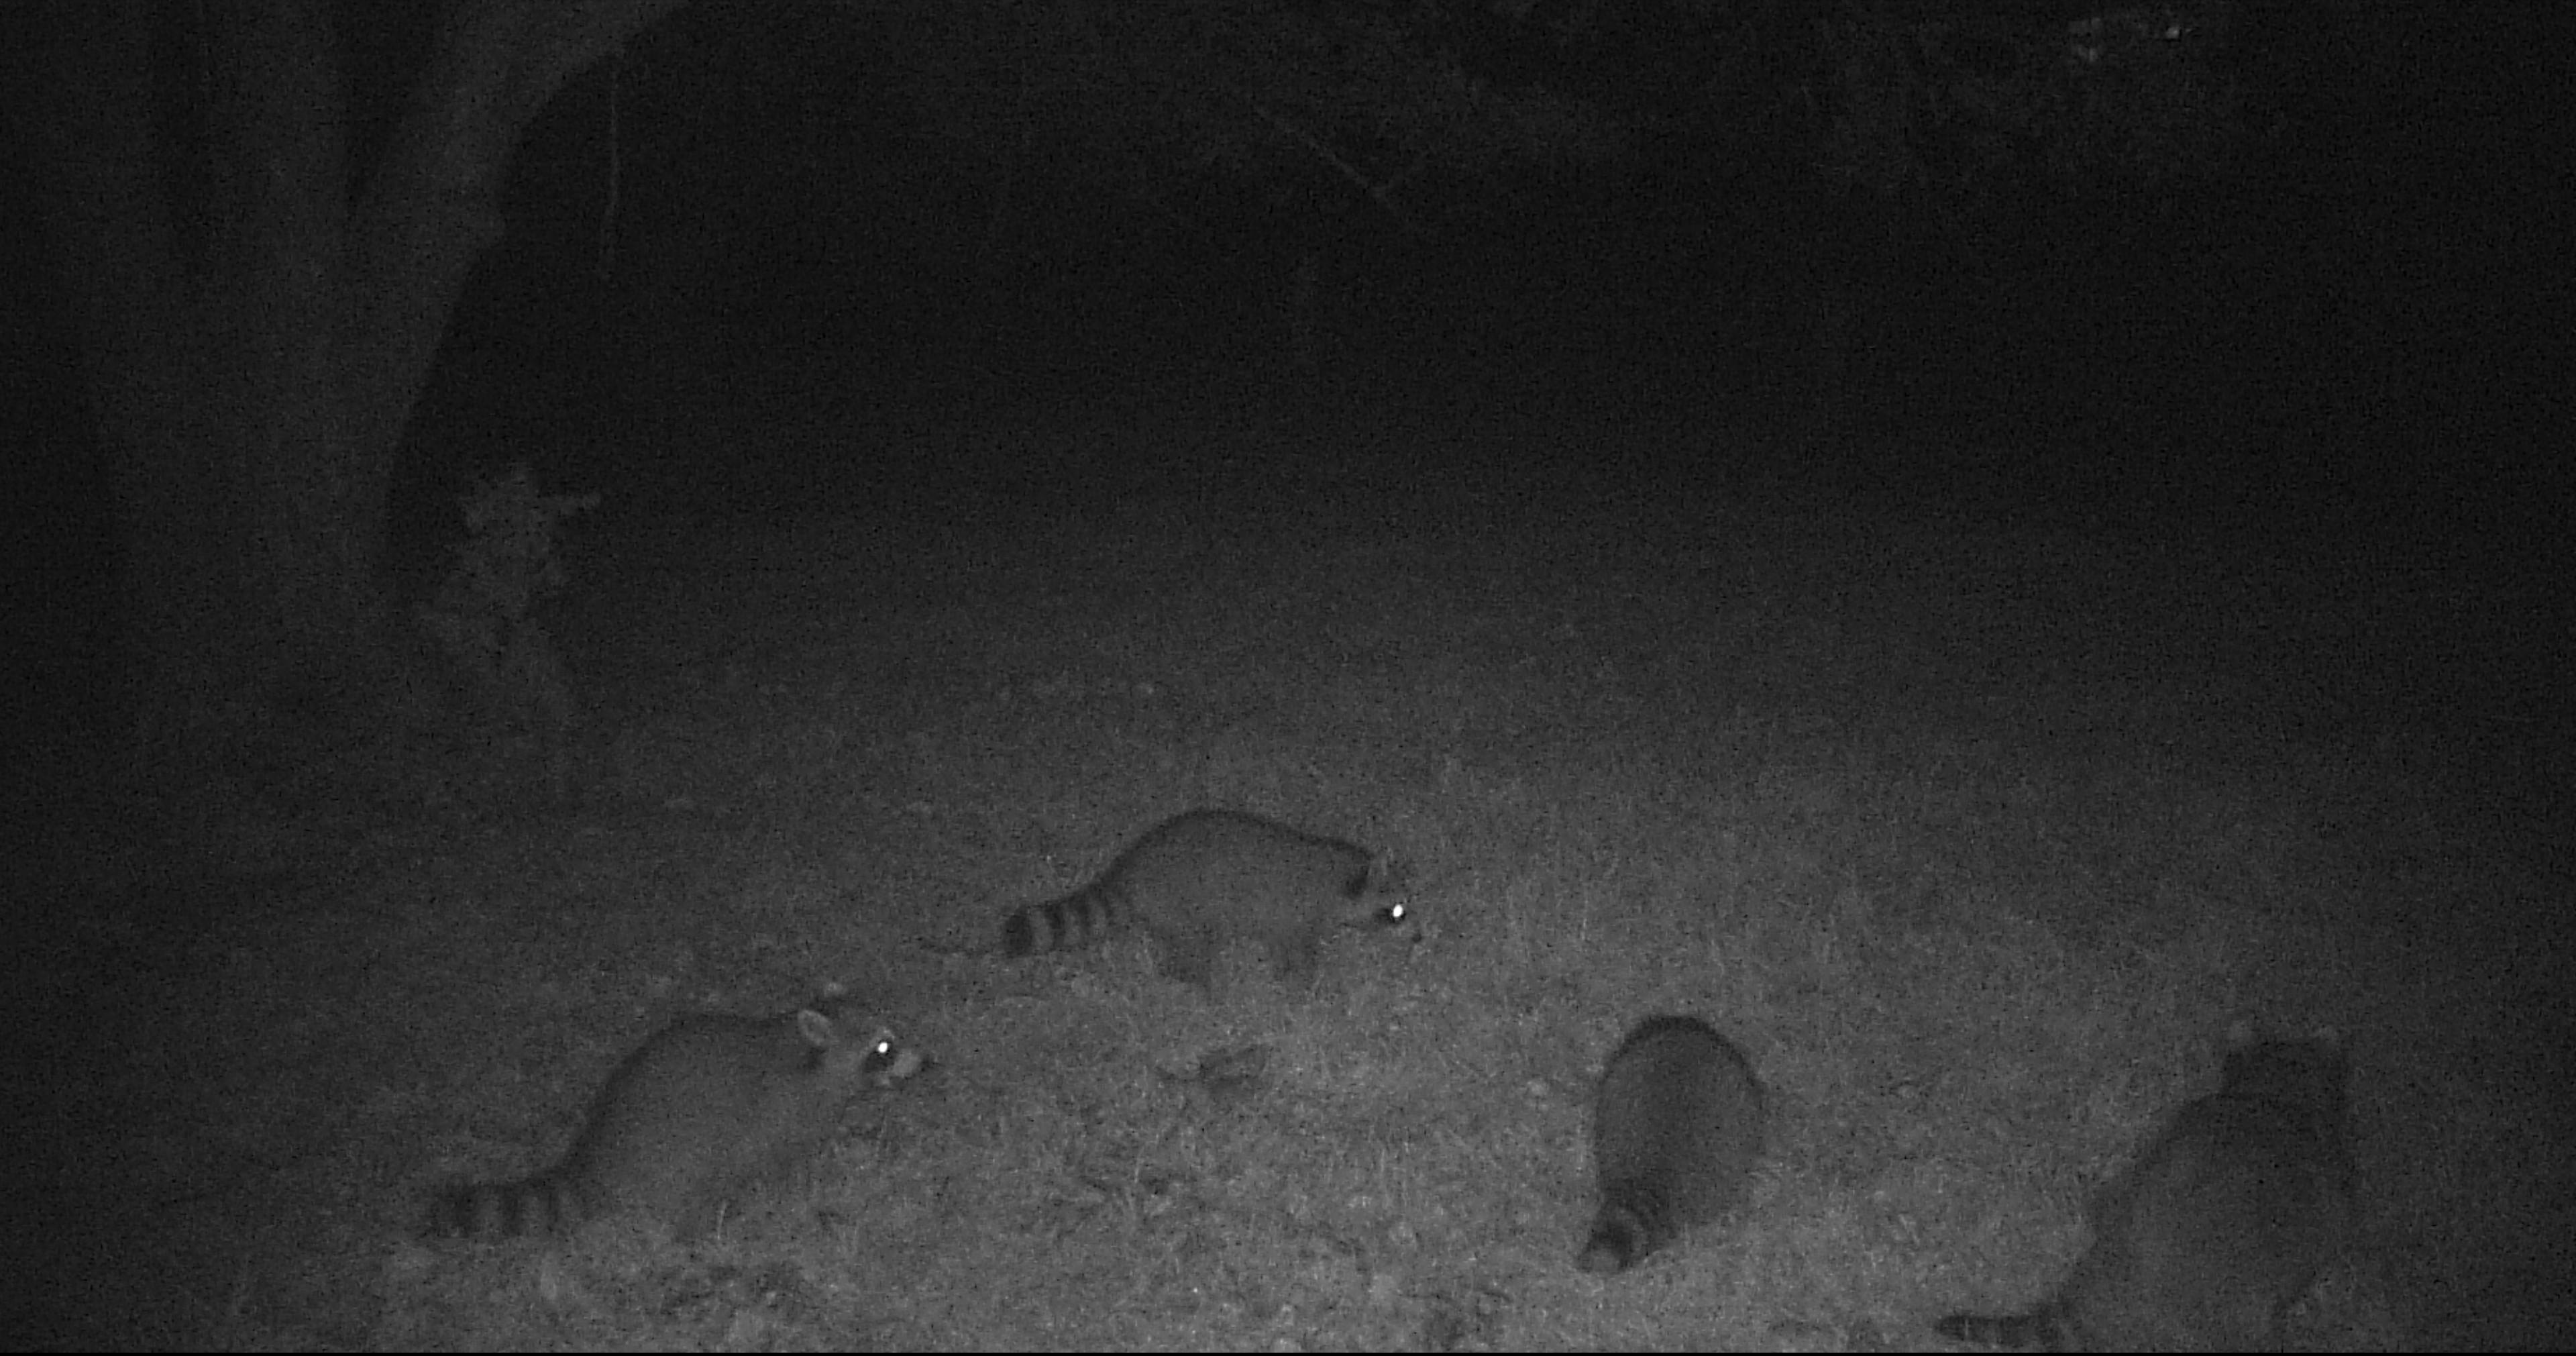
left=26, top=421, right=2557, bottom=1350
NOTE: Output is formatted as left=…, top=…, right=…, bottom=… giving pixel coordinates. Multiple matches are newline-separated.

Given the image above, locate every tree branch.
left=1248, top=99, right=1428, bottom=239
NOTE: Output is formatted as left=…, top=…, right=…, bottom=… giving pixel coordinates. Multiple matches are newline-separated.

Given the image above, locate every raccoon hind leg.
left=1265, top=923, right=1325, bottom=990
left=1146, top=919, right=1218, bottom=989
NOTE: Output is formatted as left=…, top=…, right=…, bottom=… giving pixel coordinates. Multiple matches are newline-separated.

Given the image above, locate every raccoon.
left=429, top=995, right=921, bottom=1243
left=1000, top=809, right=1409, bottom=992
left=1578, top=1014, right=1767, bottom=1273
left=1935, top=1028, right=2354, bottom=1351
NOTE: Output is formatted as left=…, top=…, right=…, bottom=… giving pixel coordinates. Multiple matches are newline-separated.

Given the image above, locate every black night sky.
left=4, top=3, right=2566, bottom=595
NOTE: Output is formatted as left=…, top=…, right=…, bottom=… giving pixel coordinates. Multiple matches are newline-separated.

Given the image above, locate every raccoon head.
left=1360, top=852, right=1421, bottom=940
left=796, top=1007, right=925, bottom=1087
left=1368, top=896, right=1425, bottom=950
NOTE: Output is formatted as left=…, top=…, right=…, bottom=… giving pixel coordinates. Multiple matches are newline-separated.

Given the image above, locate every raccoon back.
left=1002, top=809, right=1399, bottom=987
left=431, top=1002, right=911, bottom=1243
left=1937, top=1032, right=2352, bottom=1351
left=1578, top=1015, right=1766, bottom=1273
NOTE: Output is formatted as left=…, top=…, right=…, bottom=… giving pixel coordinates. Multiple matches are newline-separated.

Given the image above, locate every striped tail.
left=1933, top=1308, right=2064, bottom=1349
left=1576, top=1189, right=1668, bottom=1273
left=428, top=1171, right=588, bottom=1241
left=1002, top=886, right=1121, bottom=957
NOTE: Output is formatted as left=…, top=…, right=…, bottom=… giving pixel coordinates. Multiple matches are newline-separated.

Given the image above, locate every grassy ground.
left=22, top=416, right=2567, bottom=1350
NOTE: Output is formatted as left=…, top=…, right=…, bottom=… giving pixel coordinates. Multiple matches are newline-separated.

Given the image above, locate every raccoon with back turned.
left=1000, top=809, right=1409, bottom=992
left=1935, top=1027, right=2353, bottom=1351
left=429, top=992, right=921, bottom=1243
left=1578, top=1014, right=1768, bottom=1273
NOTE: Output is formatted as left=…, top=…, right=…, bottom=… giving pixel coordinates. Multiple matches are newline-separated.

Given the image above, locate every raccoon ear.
left=796, top=1008, right=839, bottom=1049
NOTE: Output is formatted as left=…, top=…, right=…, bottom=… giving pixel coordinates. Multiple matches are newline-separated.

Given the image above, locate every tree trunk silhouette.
left=12, top=0, right=684, bottom=790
